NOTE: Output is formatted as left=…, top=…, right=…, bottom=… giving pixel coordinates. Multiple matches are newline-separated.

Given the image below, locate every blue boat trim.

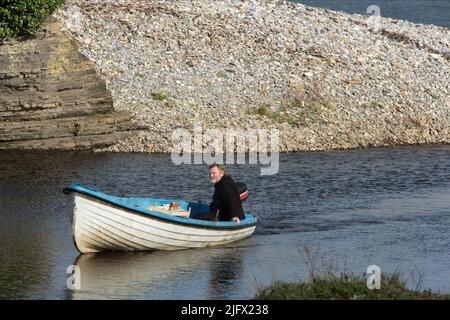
left=63, top=184, right=257, bottom=230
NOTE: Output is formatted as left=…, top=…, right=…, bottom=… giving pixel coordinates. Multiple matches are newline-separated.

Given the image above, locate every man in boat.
left=193, top=163, right=246, bottom=223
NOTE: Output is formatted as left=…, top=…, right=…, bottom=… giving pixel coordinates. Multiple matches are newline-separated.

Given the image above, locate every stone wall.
left=0, top=17, right=140, bottom=150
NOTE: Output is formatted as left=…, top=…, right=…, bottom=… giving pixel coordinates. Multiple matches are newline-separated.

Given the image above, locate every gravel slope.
left=54, top=0, right=450, bottom=152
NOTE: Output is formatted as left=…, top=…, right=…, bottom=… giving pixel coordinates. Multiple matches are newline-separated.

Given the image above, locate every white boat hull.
left=71, top=194, right=257, bottom=253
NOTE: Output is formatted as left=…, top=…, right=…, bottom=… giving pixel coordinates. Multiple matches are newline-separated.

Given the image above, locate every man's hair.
left=209, top=163, right=229, bottom=176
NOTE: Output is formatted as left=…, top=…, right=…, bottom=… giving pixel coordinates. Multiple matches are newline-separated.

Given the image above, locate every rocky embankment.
left=0, top=17, right=143, bottom=150
left=43, top=1, right=450, bottom=151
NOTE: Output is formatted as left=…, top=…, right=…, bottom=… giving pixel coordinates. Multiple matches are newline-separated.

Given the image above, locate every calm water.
left=1, top=145, right=450, bottom=299
left=293, top=0, right=450, bottom=28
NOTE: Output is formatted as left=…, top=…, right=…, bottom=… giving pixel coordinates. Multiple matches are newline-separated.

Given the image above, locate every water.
left=1, top=145, right=450, bottom=299
left=293, top=0, right=450, bottom=28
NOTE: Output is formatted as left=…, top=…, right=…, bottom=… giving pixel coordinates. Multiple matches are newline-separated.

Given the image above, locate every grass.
left=247, top=72, right=336, bottom=127
left=255, top=104, right=271, bottom=116
left=254, top=246, right=450, bottom=300
left=360, top=101, right=385, bottom=109
left=254, top=273, right=450, bottom=300
left=246, top=104, right=269, bottom=117
left=151, top=91, right=167, bottom=101
left=246, top=101, right=325, bottom=127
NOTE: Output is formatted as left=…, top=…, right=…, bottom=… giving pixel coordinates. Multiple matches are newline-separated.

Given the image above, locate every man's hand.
left=232, top=217, right=240, bottom=224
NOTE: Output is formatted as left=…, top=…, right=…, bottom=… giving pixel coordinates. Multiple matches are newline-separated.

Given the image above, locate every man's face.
left=209, top=167, right=224, bottom=184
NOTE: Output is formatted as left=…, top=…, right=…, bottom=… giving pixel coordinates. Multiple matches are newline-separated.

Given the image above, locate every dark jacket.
left=209, top=175, right=245, bottom=221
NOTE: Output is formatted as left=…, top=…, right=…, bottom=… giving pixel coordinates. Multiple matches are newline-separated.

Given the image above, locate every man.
left=209, top=163, right=245, bottom=223
left=193, top=163, right=245, bottom=223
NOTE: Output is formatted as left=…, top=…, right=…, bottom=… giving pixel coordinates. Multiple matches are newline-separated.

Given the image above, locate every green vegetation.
left=255, top=247, right=450, bottom=300
left=289, top=97, right=334, bottom=111
left=0, top=0, right=64, bottom=40
left=287, top=97, right=328, bottom=125
left=255, top=104, right=270, bottom=116
left=246, top=104, right=297, bottom=126
left=248, top=75, right=336, bottom=127
left=246, top=104, right=270, bottom=117
left=134, top=73, right=145, bottom=79
left=151, top=91, right=167, bottom=101
left=255, top=272, right=450, bottom=300
left=246, top=101, right=325, bottom=127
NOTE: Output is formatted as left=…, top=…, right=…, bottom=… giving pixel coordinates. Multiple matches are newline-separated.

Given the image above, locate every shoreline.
left=292, top=0, right=450, bottom=30
left=1, top=141, right=448, bottom=155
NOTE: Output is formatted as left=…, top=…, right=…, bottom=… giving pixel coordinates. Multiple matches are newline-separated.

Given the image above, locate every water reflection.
left=207, top=249, right=247, bottom=300
left=0, top=228, right=52, bottom=299
left=67, top=239, right=252, bottom=300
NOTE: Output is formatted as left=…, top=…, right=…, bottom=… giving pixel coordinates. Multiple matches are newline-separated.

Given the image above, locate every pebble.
left=53, top=0, right=450, bottom=153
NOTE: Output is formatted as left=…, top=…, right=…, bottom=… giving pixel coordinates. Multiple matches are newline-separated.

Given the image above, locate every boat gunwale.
left=64, top=184, right=257, bottom=231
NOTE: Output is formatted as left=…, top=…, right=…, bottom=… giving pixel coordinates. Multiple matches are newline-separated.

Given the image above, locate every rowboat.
left=63, top=184, right=257, bottom=253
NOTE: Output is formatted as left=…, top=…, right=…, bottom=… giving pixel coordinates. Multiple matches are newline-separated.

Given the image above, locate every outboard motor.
left=235, top=182, right=248, bottom=202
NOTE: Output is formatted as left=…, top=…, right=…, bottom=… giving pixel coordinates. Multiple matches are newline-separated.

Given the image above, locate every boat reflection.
left=67, top=238, right=253, bottom=299
left=206, top=246, right=249, bottom=299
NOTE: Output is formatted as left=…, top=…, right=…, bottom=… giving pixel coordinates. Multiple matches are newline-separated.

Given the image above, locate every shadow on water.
left=206, top=247, right=248, bottom=300
left=66, top=238, right=252, bottom=300
left=0, top=228, right=53, bottom=299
